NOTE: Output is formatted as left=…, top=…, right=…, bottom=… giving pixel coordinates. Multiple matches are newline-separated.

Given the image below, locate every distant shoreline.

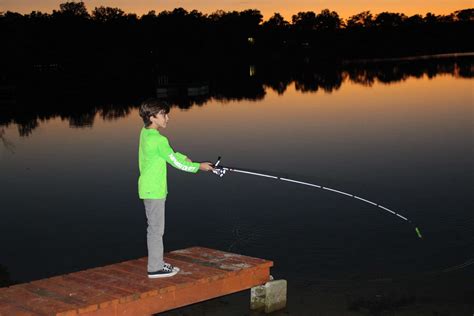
left=342, top=52, right=474, bottom=64
left=1, top=5, right=472, bottom=65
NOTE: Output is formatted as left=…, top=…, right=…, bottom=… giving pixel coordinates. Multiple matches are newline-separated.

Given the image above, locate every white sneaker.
left=148, top=265, right=179, bottom=278
left=164, top=262, right=180, bottom=273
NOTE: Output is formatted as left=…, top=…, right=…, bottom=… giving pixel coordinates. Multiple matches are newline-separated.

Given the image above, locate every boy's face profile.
left=150, top=111, right=169, bottom=129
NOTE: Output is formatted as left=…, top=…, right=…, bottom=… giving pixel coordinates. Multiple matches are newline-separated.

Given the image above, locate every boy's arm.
left=175, top=152, right=188, bottom=161
left=157, top=137, right=200, bottom=173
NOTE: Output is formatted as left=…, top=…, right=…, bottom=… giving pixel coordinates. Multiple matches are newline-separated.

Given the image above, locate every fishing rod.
left=211, top=157, right=422, bottom=239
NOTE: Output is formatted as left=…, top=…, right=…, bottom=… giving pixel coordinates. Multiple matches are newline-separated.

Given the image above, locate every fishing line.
left=443, top=258, right=474, bottom=272
left=211, top=157, right=422, bottom=239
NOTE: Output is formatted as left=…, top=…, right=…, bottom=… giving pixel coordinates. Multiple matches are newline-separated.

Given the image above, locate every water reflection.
left=0, top=56, right=472, bottom=137
left=0, top=55, right=472, bottom=315
left=0, top=128, right=15, bottom=153
left=0, top=264, right=14, bottom=287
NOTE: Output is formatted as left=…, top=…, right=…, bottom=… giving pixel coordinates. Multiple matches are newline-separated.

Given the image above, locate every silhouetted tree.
left=260, top=13, right=289, bottom=49
left=315, top=9, right=342, bottom=31
left=239, top=9, right=263, bottom=35
left=374, top=12, right=407, bottom=28
left=424, top=12, right=439, bottom=24
left=206, top=9, right=263, bottom=51
left=263, top=13, right=289, bottom=29
left=26, top=10, right=51, bottom=20
left=55, top=1, right=89, bottom=18
left=292, top=11, right=317, bottom=31
left=0, top=2, right=472, bottom=75
left=0, top=11, right=23, bottom=22
left=405, top=14, right=424, bottom=26
left=92, top=6, right=125, bottom=23
left=347, top=11, right=374, bottom=29
left=455, top=8, right=474, bottom=21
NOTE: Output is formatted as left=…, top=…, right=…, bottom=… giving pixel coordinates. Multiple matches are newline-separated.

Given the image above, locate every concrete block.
left=250, top=284, right=266, bottom=311
left=250, top=279, right=287, bottom=313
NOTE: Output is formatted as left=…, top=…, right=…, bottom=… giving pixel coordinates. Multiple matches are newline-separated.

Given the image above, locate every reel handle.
left=212, top=156, right=226, bottom=177
left=213, top=156, right=222, bottom=168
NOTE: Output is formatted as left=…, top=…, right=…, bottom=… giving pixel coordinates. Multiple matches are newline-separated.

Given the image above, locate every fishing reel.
left=212, top=156, right=226, bottom=178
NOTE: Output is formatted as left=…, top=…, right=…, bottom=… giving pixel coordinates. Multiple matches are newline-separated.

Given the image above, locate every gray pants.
left=143, top=199, right=166, bottom=272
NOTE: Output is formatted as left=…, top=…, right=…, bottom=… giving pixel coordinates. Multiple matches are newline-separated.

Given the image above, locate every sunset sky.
left=0, top=0, right=472, bottom=20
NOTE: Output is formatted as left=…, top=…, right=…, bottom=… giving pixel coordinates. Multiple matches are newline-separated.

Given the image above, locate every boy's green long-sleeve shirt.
left=138, top=127, right=200, bottom=199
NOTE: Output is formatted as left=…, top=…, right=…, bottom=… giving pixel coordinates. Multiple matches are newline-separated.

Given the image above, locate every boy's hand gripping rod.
left=212, top=157, right=422, bottom=239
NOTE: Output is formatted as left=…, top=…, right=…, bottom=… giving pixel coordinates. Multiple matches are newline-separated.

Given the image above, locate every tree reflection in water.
left=0, top=264, right=14, bottom=288
left=0, top=55, right=472, bottom=137
left=0, top=128, right=15, bottom=153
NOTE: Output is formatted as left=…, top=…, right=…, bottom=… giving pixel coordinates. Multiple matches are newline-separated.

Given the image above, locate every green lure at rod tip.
left=415, top=227, right=423, bottom=239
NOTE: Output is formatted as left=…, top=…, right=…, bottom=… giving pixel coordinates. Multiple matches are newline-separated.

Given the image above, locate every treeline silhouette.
left=0, top=56, right=472, bottom=137
left=0, top=2, right=473, bottom=70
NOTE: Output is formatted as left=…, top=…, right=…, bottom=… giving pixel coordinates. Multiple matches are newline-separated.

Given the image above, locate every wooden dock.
left=0, top=247, right=273, bottom=315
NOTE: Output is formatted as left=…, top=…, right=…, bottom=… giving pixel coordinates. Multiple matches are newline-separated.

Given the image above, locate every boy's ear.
left=147, top=115, right=154, bottom=125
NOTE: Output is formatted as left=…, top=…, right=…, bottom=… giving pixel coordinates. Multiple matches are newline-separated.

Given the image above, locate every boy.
left=138, top=98, right=214, bottom=278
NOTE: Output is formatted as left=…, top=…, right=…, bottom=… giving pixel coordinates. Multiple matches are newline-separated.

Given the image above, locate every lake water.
left=0, top=58, right=473, bottom=315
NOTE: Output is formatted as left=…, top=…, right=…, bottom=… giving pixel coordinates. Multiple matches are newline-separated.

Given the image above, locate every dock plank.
left=0, top=247, right=273, bottom=316
left=24, top=276, right=120, bottom=312
left=0, top=297, right=40, bottom=316
left=0, top=285, right=77, bottom=316
left=173, top=247, right=273, bottom=268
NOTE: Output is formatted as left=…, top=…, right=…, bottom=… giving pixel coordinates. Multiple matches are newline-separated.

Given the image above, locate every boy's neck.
left=146, top=123, right=160, bottom=130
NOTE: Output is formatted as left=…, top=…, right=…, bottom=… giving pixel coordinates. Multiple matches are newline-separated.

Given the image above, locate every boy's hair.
left=139, top=98, right=171, bottom=127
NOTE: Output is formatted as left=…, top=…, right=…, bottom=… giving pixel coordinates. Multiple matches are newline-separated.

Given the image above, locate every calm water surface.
left=1, top=68, right=473, bottom=315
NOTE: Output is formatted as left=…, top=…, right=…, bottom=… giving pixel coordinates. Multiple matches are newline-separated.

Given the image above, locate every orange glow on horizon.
left=1, top=1, right=472, bottom=20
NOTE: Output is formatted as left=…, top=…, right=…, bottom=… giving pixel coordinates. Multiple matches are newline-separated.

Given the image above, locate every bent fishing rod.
left=211, top=157, right=422, bottom=239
